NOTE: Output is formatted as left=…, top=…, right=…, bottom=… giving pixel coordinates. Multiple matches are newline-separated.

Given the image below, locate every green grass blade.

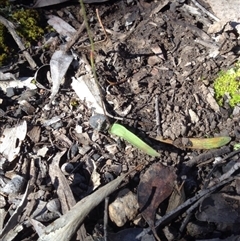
left=109, top=123, right=160, bottom=157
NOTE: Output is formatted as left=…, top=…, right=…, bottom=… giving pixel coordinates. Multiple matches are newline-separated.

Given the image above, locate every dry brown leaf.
left=138, top=163, right=177, bottom=240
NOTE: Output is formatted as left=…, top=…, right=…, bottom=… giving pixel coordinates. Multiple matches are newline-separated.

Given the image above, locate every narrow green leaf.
left=109, top=123, right=160, bottom=157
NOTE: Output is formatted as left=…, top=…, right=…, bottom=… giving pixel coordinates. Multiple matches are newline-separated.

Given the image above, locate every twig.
left=155, top=95, right=161, bottom=137
left=180, top=160, right=240, bottom=234
left=208, top=161, right=240, bottom=187
left=96, top=9, right=108, bottom=42
left=202, top=149, right=240, bottom=188
left=191, top=0, right=220, bottom=22
left=104, top=197, right=109, bottom=241
left=136, top=177, right=233, bottom=239
left=76, top=10, right=109, bottom=52
left=184, top=146, right=231, bottom=168
left=194, top=38, right=219, bottom=49
left=0, top=15, right=37, bottom=69
left=178, top=194, right=210, bottom=234
left=65, top=21, right=86, bottom=52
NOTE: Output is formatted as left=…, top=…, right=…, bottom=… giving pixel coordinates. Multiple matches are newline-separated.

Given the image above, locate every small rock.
left=6, top=87, right=15, bottom=97
left=189, top=109, right=199, bottom=123
left=1, top=175, right=26, bottom=194
left=148, top=56, right=161, bottom=66
left=61, top=163, right=74, bottom=175
left=105, top=144, right=119, bottom=155
left=232, top=106, right=240, bottom=116
left=109, top=188, right=139, bottom=227
left=111, top=164, right=122, bottom=175
left=89, top=114, right=108, bottom=131
left=75, top=125, right=83, bottom=134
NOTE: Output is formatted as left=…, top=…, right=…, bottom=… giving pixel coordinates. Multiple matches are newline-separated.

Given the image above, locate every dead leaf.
left=71, top=76, right=104, bottom=114
left=85, top=157, right=101, bottom=191
left=47, top=50, right=73, bottom=107
left=0, top=121, right=27, bottom=162
left=195, top=193, right=240, bottom=224
left=27, top=126, right=41, bottom=143
left=204, top=0, right=240, bottom=22
left=137, top=163, right=177, bottom=240
left=32, top=0, right=70, bottom=8
left=47, top=15, right=77, bottom=42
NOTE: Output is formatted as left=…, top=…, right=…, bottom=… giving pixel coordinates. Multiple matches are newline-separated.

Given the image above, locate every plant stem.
left=79, top=0, right=110, bottom=123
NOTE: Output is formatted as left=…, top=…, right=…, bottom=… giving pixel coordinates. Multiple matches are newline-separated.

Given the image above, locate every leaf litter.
left=0, top=0, right=240, bottom=240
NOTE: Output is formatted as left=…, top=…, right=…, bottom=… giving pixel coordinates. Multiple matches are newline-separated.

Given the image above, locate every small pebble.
left=1, top=175, right=26, bottom=194
left=61, top=163, right=74, bottom=175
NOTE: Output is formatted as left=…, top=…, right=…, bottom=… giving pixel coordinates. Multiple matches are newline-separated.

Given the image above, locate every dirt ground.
left=0, top=0, right=240, bottom=240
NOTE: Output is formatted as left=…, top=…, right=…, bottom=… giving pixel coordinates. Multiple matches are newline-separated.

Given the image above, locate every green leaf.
left=109, top=123, right=160, bottom=157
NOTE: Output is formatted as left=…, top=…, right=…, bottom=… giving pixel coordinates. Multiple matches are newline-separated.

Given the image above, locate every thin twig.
left=65, top=21, right=86, bottom=52
left=184, top=146, right=231, bottom=168
left=96, top=9, right=108, bottom=42
left=191, top=0, right=220, bottom=22
left=78, top=4, right=124, bottom=121
left=104, top=197, right=109, bottom=241
left=208, top=161, right=240, bottom=187
left=155, top=95, right=161, bottom=137
left=0, top=15, right=37, bottom=69
left=202, top=149, right=240, bottom=188
left=178, top=194, right=210, bottom=234
left=180, top=161, right=240, bottom=234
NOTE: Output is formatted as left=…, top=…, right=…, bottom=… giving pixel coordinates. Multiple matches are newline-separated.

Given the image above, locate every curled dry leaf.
left=138, top=163, right=177, bottom=239
left=61, top=163, right=74, bottom=175
left=85, top=158, right=101, bottom=191
left=48, top=50, right=73, bottom=106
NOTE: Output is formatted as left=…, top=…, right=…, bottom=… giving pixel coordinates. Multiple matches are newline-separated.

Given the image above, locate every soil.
left=0, top=0, right=240, bottom=241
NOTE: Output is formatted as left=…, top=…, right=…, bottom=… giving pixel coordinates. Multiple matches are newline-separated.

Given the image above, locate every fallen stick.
left=37, top=170, right=132, bottom=241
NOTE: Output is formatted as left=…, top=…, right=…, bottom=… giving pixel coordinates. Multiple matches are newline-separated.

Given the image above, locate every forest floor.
left=0, top=0, right=240, bottom=240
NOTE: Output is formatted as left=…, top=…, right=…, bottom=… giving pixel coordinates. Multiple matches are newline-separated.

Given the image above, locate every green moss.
left=0, top=24, right=14, bottom=66
left=11, top=9, right=44, bottom=44
left=213, top=61, right=240, bottom=107
left=0, top=3, right=45, bottom=66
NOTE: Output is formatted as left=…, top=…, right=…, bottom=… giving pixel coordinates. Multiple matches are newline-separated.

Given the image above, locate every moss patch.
left=213, top=61, right=240, bottom=108
left=11, top=9, right=44, bottom=44
left=0, top=3, right=46, bottom=66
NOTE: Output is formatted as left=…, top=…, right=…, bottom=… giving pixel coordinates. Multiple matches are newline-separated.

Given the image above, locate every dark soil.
left=0, top=0, right=240, bottom=241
